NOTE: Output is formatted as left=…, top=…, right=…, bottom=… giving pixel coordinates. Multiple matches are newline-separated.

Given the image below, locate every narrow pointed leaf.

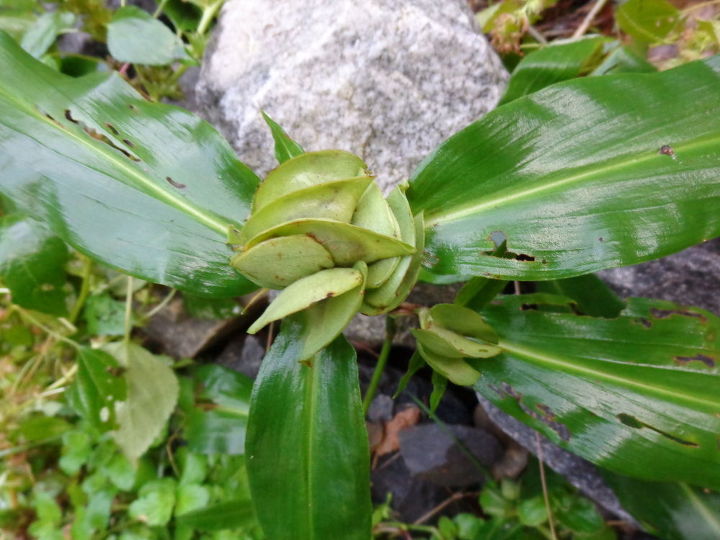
left=0, top=214, right=68, bottom=315
left=253, top=150, right=368, bottom=211
left=262, top=111, right=304, bottom=164
left=246, top=321, right=372, bottom=539
left=246, top=218, right=415, bottom=265
left=247, top=267, right=363, bottom=333
left=499, top=36, right=608, bottom=105
left=476, top=295, right=720, bottom=489
left=231, top=235, right=334, bottom=289
left=0, top=33, right=258, bottom=297
left=408, top=56, right=720, bottom=283
left=238, top=177, right=373, bottom=244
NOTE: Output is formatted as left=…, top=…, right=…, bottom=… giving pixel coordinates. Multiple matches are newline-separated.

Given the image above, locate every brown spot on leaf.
left=651, top=308, right=706, bottom=323
left=633, top=318, right=652, bottom=328
left=105, top=122, right=119, bottom=136
left=300, top=359, right=313, bottom=368
left=122, top=139, right=135, bottom=148
left=64, top=109, right=78, bottom=123
left=165, top=176, right=186, bottom=189
left=675, top=354, right=715, bottom=368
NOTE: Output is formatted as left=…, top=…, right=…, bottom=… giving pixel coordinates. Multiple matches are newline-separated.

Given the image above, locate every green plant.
left=1, top=25, right=720, bottom=540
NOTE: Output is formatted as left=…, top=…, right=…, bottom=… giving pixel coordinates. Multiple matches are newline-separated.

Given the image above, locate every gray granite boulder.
left=195, top=0, right=507, bottom=189
left=600, top=239, right=720, bottom=316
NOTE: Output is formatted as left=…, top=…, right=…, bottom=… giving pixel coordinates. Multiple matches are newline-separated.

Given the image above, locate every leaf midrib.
left=303, top=354, right=321, bottom=537
left=498, top=339, right=720, bottom=410
left=0, top=80, right=229, bottom=236
left=424, top=134, right=720, bottom=227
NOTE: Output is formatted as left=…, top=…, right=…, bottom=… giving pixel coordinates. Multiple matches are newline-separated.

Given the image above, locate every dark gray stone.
left=217, top=334, right=265, bottom=379
left=358, top=361, right=474, bottom=426
left=371, top=453, right=467, bottom=523
left=476, top=395, right=637, bottom=525
left=599, top=239, right=720, bottom=316
left=398, top=424, right=502, bottom=487
left=195, top=0, right=507, bottom=188
left=142, top=298, right=247, bottom=359
left=368, top=394, right=395, bottom=423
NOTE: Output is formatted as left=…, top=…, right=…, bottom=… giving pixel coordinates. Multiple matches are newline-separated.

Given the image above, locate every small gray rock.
left=368, top=394, right=395, bottom=423
left=399, top=423, right=502, bottom=487
left=142, top=298, right=245, bottom=359
left=600, top=239, right=720, bottom=316
left=195, top=0, right=507, bottom=188
left=217, top=334, right=265, bottom=379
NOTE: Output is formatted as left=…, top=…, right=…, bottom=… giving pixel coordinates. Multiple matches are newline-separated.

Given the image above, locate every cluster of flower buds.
left=230, top=150, right=424, bottom=360
left=412, top=304, right=501, bottom=386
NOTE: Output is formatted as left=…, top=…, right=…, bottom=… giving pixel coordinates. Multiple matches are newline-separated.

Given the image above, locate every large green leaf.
left=603, top=473, right=720, bottom=539
left=246, top=321, right=371, bottom=539
left=408, top=56, right=720, bottom=283
left=0, top=214, right=69, bottom=315
left=0, top=32, right=259, bottom=297
left=475, top=295, right=720, bottom=489
left=499, top=36, right=608, bottom=105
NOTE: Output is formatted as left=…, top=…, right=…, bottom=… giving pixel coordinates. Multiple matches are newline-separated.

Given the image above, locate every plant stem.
left=16, top=308, right=79, bottom=350
left=196, top=0, right=223, bottom=37
left=362, top=316, right=396, bottom=415
left=572, top=0, right=609, bottom=39
left=535, top=431, right=558, bottom=540
left=123, top=276, right=133, bottom=345
left=69, top=256, right=93, bottom=324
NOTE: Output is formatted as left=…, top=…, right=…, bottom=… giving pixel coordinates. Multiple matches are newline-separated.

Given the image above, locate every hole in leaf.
left=617, top=413, right=699, bottom=447
left=674, top=354, right=716, bottom=368
left=651, top=308, right=707, bottom=323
